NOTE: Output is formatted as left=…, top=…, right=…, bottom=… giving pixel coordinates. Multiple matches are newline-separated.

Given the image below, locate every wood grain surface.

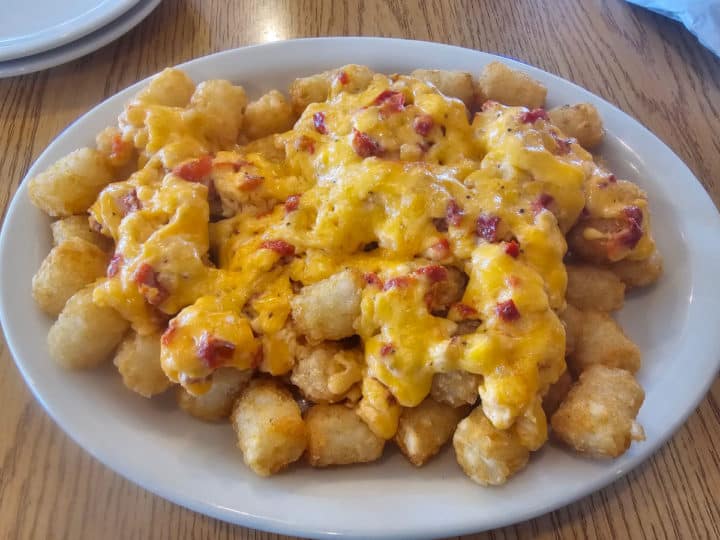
left=1, top=1, right=719, bottom=539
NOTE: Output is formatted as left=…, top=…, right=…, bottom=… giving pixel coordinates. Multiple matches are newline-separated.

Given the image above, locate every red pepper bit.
left=197, top=332, right=236, bottom=369
left=107, top=253, right=124, bottom=278
left=429, top=238, right=451, bottom=259
left=496, top=299, right=520, bottom=321
left=364, top=272, right=384, bottom=288
left=337, top=70, right=350, bottom=85
left=173, top=155, right=213, bottom=182
left=520, top=108, right=549, bottom=124
left=261, top=239, right=296, bottom=256
left=453, top=303, right=479, bottom=319
left=608, top=174, right=617, bottom=183
left=295, top=135, right=315, bottom=154
left=531, top=193, right=554, bottom=215
left=239, top=174, right=264, bottom=191
left=504, top=240, right=520, bottom=258
left=383, top=276, right=413, bottom=291
left=415, top=265, right=448, bottom=283
left=118, top=189, right=141, bottom=216
left=413, top=114, right=434, bottom=136
left=110, top=134, right=131, bottom=161
left=313, top=112, right=328, bottom=134
left=446, top=199, right=464, bottom=227
left=380, top=343, right=395, bottom=356
left=352, top=129, right=383, bottom=158
left=161, top=320, right=177, bottom=347
left=284, top=194, right=300, bottom=213
left=134, top=263, right=168, bottom=306
left=620, top=205, right=643, bottom=248
left=372, top=90, right=405, bottom=117
left=476, top=214, right=500, bottom=242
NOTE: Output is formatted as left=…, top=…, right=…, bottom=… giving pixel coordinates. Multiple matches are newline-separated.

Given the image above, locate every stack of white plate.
left=0, top=0, right=162, bottom=78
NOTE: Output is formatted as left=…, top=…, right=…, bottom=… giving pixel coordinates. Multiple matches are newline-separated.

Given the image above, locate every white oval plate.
left=1, top=38, right=719, bottom=540
left=0, top=0, right=161, bottom=78
left=0, top=0, right=139, bottom=62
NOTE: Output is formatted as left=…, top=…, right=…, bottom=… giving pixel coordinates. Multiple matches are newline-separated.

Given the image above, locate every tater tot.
left=394, top=398, right=466, bottom=466
left=542, top=369, right=573, bottom=417
left=135, top=67, right=195, bottom=107
left=50, top=215, right=112, bottom=251
left=289, top=64, right=374, bottom=113
left=178, top=367, right=252, bottom=421
left=114, top=331, right=171, bottom=398
left=430, top=370, right=479, bottom=407
left=242, top=90, right=296, bottom=141
left=95, top=126, right=134, bottom=168
left=410, top=69, right=476, bottom=109
left=566, top=264, right=625, bottom=312
left=305, top=404, right=385, bottom=467
left=477, top=61, right=547, bottom=109
left=606, top=251, right=663, bottom=288
left=548, top=103, right=604, bottom=149
left=47, top=284, right=129, bottom=369
left=291, top=269, right=363, bottom=342
left=189, top=80, right=248, bottom=147
left=453, top=407, right=529, bottom=486
left=513, top=397, right=548, bottom=451
left=568, top=310, right=641, bottom=374
left=560, top=304, right=584, bottom=357
left=28, top=148, right=113, bottom=217
left=290, top=343, right=364, bottom=403
left=356, top=376, right=401, bottom=439
left=32, top=238, right=109, bottom=316
left=232, top=379, right=307, bottom=476
left=551, top=365, right=645, bottom=458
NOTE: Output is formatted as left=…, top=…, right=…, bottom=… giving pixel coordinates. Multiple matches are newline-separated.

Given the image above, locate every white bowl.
left=2, top=38, right=719, bottom=540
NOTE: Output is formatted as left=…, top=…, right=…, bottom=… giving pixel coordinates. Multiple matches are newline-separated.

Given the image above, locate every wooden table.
left=1, top=1, right=719, bottom=538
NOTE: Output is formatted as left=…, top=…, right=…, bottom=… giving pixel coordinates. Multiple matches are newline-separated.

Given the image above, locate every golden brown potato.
left=568, top=310, right=641, bottom=374
left=548, top=103, right=604, bottom=149
left=28, top=148, right=113, bottom=217
left=356, top=376, right=401, bottom=439
left=114, top=331, right=171, bottom=398
left=542, top=369, right=573, bottom=417
left=410, top=69, right=475, bottom=109
left=430, top=370, right=479, bottom=407
left=189, top=79, right=248, bottom=147
left=477, top=61, right=547, bottom=109
left=606, top=251, right=663, bottom=288
left=291, top=269, right=363, bottom=342
left=513, top=397, right=548, bottom=451
left=32, top=238, right=109, bottom=316
left=566, top=264, right=625, bottom=312
left=453, top=407, right=529, bottom=486
left=135, top=67, right=195, bottom=107
left=50, top=215, right=112, bottom=251
left=290, top=343, right=363, bottom=403
left=289, top=64, right=374, bottom=113
left=551, top=365, right=645, bottom=458
left=424, top=266, right=467, bottom=313
left=394, top=398, right=466, bottom=466
left=178, top=367, right=252, bottom=421
left=305, top=404, right=385, bottom=467
left=560, top=304, right=584, bottom=357
left=243, top=90, right=296, bottom=141
left=232, top=379, right=307, bottom=476
left=47, top=284, right=129, bottom=369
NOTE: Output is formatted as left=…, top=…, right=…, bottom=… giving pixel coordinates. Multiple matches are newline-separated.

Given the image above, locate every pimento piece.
left=337, top=70, right=350, bottom=85
left=134, top=263, right=168, bottom=306
left=373, top=90, right=405, bottom=117
left=380, top=343, right=395, bottom=356
left=295, top=135, right=316, bottom=154
left=107, top=253, right=124, bottom=278
left=520, top=108, right=549, bottom=124
left=608, top=174, right=617, bottom=183
left=261, top=239, right=296, bottom=257
left=352, top=129, right=383, bottom=158
left=161, top=320, right=177, bottom=347
left=313, top=112, right=328, bottom=134
left=239, top=174, right=264, bottom=191
left=364, top=272, right=384, bottom=288
left=413, top=114, right=434, bottom=136
left=496, top=299, right=520, bottom=322
left=118, top=189, right=141, bottom=216
left=284, top=194, right=300, bottom=213
left=531, top=193, right=554, bottom=215
left=383, top=276, right=413, bottom=291
left=415, top=265, right=448, bottom=283
left=197, top=332, right=236, bottom=369
left=504, top=240, right=520, bottom=258
left=110, top=134, right=131, bottom=162
left=620, top=205, right=643, bottom=248
left=453, top=303, right=478, bottom=319
left=476, top=214, right=500, bottom=242
left=173, top=155, right=213, bottom=182
left=428, top=238, right=451, bottom=259
left=446, top=199, right=464, bottom=227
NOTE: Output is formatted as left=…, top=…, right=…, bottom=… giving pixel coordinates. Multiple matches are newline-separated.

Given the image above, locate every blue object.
left=628, top=0, right=720, bottom=57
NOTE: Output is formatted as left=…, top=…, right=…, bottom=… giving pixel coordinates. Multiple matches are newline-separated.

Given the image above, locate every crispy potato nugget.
left=136, top=67, right=195, bottom=107
left=114, top=331, right=171, bottom=398
left=560, top=304, right=583, bottom=357
left=243, top=90, right=296, bottom=141
left=289, top=64, right=374, bottom=113
left=290, top=343, right=363, bottom=403
left=48, top=284, right=129, bottom=369
left=606, top=251, right=663, bottom=288
left=410, top=69, right=475, bottom=109
left=395, top=398, right=466, bottom=466
left=95, top=126, right=134, bottom=168
left=50, top=215, right=112, bottom=251
left=513, top=397, right=548, bottom=451
left=32, top=238, right=109, bottom=316
left=548, top=103, right=604, bottom=149
left=542, top=369, right=573, bottom=417
left=453, top=407, right=529, bottom=486
left=430, top=370, right=479, bottom=407
left=291, top=269, right=363, bottom=342
left=28, top=148, right=113, bottom=217
left=551, top=365, right=645, bottom=458
left=189, top=79, right=248, bottom=147
left=566, top=264, right=625, bottom=312
left=232, top=379, right=307, bottom=476
left=356, top=376, right=401, bottom=439
left=569, top=310, right=641, bottom=374
left=179, top=367, right=251, bottom=420
left=305, top=404, right=385, bottom=467
left=478, top=61, right=547, bottom=109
